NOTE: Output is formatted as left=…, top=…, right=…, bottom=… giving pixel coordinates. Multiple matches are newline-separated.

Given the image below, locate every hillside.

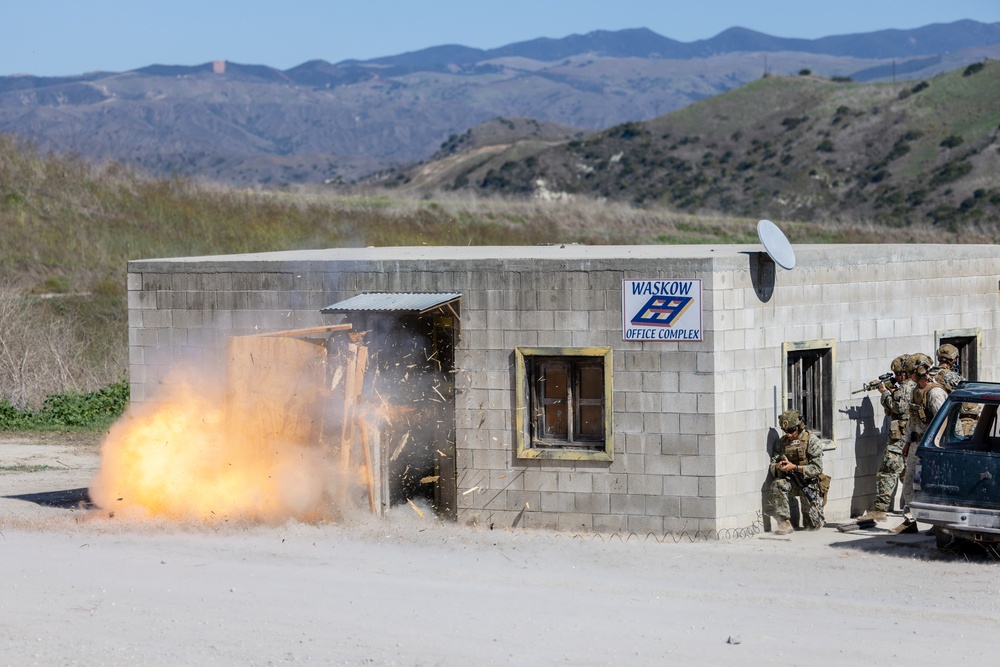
left=3, top=126, right=999, bottom=407
left=0, top=22, right=998, bottom=187
left=389, top=61, right=1000, bottom=229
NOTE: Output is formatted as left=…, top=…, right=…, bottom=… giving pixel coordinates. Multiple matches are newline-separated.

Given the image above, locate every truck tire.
left=935, top=530, right=958, bottom=550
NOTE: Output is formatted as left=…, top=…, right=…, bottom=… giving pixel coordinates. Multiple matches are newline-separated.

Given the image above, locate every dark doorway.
left=364, top=313, right=457, bottom=518
left=322, top=293, right=460, bottom=519
left=940, top=334, right=978, bottom=381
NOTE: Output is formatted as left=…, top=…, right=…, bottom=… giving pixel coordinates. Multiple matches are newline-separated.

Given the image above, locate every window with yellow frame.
left=514, top=347, right=614, bottom=461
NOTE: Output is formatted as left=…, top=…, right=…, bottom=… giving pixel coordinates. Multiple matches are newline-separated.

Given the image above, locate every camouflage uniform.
left=872, top=362, right=914, bottom=513
left=898, top=359, right=948, bottom=528
left=957, top=402, right=981, bottom=437
left=931, top=343, right=964, bottom=392
left=929, top=344, right=974, bottom=435
left=769, top=410, right=825, bottom=530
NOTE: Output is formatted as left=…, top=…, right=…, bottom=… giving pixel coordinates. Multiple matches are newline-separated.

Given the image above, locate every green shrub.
left=963, top=62, right=985, bottom=77
left=0, top=400, right=34, bottom=430
left=940, top=135, right=964, bottom=149
left=870, top=169, right=889, bottom=184
left=0, top=379, right=129, bottom=431
left=929, top=161, right=973, bottom=189
left=782, top=116, right=808, bottom=131
left=886, top=142, right=911, bottom=161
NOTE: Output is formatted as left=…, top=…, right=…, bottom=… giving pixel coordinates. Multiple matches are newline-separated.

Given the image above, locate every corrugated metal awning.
left=320, top=292, right=461, bottom=316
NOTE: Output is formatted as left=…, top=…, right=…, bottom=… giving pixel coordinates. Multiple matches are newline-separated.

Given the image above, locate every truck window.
left=929, top=402, right=995, bottom=451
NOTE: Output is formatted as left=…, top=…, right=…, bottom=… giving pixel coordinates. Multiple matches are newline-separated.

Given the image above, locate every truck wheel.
left=935, top=531, right=958, bottom=550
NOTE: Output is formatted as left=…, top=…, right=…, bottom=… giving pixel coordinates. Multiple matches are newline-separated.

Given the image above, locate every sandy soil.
left=2, top=432, right=998, bottom=666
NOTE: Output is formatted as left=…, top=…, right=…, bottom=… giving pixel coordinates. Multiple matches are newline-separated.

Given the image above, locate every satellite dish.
left=757, top=219, right=796, bottom=270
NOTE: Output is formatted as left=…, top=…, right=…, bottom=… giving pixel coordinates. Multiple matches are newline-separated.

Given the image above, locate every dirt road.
left=1, top=432, right=998, bottom=666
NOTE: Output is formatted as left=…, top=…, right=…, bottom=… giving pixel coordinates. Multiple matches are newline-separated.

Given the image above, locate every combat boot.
left=890, top=519, right=917, bottom=534
left=774, top=519, right=794, bottom=535
left=857, top=510, right=887, bottom=523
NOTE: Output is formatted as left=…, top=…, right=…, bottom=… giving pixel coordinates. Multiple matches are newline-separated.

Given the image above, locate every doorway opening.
left=322, top=293, right=460, bottom=518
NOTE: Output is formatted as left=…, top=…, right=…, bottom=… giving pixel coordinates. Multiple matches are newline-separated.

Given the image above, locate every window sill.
left=517, top=445, right=614, bottom=462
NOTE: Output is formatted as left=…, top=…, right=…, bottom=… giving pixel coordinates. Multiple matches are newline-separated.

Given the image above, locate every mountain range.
left=381, top=60, right=1000, bottom=230
left=1, top=20, right=998, bottom=186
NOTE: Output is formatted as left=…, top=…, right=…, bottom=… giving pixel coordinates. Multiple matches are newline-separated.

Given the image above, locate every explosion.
left=89, top=329, right=371, bottom=523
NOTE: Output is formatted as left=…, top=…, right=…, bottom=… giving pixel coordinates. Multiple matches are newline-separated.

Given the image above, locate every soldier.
left=931, top=343, right=964, bottom=392
left=769, top=409, right=825, bottom=535
left=891, top=357, right=948, bottom=534
left=857, top=354, right=913, bottom=522
left=931, top=343, right=979, bottom=436
left=957, top=403, right=981, bottom=437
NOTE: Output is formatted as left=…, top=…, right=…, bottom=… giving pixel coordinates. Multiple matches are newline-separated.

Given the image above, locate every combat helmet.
left=937, top=343, right=959, bottom=364
left=905, top=353, right=934, bottom=374
left=778, top=409, right=801, bottom=432
left=890, top=354, right=908, bottom=374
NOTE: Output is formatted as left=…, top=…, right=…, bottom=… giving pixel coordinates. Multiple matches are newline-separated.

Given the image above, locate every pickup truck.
left=911, top=382, right=1000, bottom=549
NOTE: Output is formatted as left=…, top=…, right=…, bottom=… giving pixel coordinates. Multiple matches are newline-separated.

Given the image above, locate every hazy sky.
left=4, top=0, right=999, bottom=77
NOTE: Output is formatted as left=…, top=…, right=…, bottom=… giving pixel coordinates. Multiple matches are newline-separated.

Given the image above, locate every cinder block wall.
left=127, top=245, right=1000, bottom=534
left=454, top=255, right=716, bottom=536
left=710, top=245, right=1000, bottom=530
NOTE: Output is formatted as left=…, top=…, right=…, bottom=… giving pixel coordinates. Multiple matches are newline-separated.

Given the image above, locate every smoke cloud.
left=89, top=333, right=368, bottom=523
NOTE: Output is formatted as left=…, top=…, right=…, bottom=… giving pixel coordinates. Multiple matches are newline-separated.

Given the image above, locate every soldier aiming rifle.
left=853, top=354, right=913, bottom=525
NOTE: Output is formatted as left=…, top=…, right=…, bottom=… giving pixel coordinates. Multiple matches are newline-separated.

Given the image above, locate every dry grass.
left=0, top=134, right=994, bottom=403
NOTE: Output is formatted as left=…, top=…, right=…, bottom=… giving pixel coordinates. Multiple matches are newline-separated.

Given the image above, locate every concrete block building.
left=127, top=244, right=1000, bottom=533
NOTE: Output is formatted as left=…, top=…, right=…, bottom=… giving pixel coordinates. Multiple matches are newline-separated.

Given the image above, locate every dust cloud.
left=89, top=330, right=372, bottom=523
left=87, top=369, right=354, bottom=523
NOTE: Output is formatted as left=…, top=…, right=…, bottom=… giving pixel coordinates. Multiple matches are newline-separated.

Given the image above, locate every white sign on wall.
left=621, top=280, right=703, bottom=341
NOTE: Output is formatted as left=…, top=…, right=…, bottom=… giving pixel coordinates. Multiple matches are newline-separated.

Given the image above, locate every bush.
left=0, top=378, right=129, bottom=431
left=963, top=62, right=985, bottom=77
left=782, top=116, right=808, bottom=131
left=870, top=169, right=889, bottom=184
left=817, top=139, right=835, bottom=153
left=0, top=285, right=120, bottom=411
left=886, top=142, right=911, bottom=161
left=940, top=135, right=964, bottom=149
left=798, top=69, right=812, bottom=76
left=929, top=161, right=973, bottom=189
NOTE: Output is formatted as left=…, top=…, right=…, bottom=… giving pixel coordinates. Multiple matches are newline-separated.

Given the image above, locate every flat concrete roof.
left=128, top=244, right=999, bottom=271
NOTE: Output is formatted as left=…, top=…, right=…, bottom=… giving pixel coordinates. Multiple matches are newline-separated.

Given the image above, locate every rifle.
left=852, top=372, right=895, bottom=395
left=801, top=482, right=818, bottom=506
left=779, top=455, right=820, bottom=505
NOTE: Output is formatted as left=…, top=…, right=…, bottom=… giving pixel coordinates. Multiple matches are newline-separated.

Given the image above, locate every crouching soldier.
left=769, top=409, right=825, bottom=535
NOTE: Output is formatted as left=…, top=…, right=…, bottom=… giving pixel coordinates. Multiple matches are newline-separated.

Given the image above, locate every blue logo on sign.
left=630, top=296, right=693, bottom=327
